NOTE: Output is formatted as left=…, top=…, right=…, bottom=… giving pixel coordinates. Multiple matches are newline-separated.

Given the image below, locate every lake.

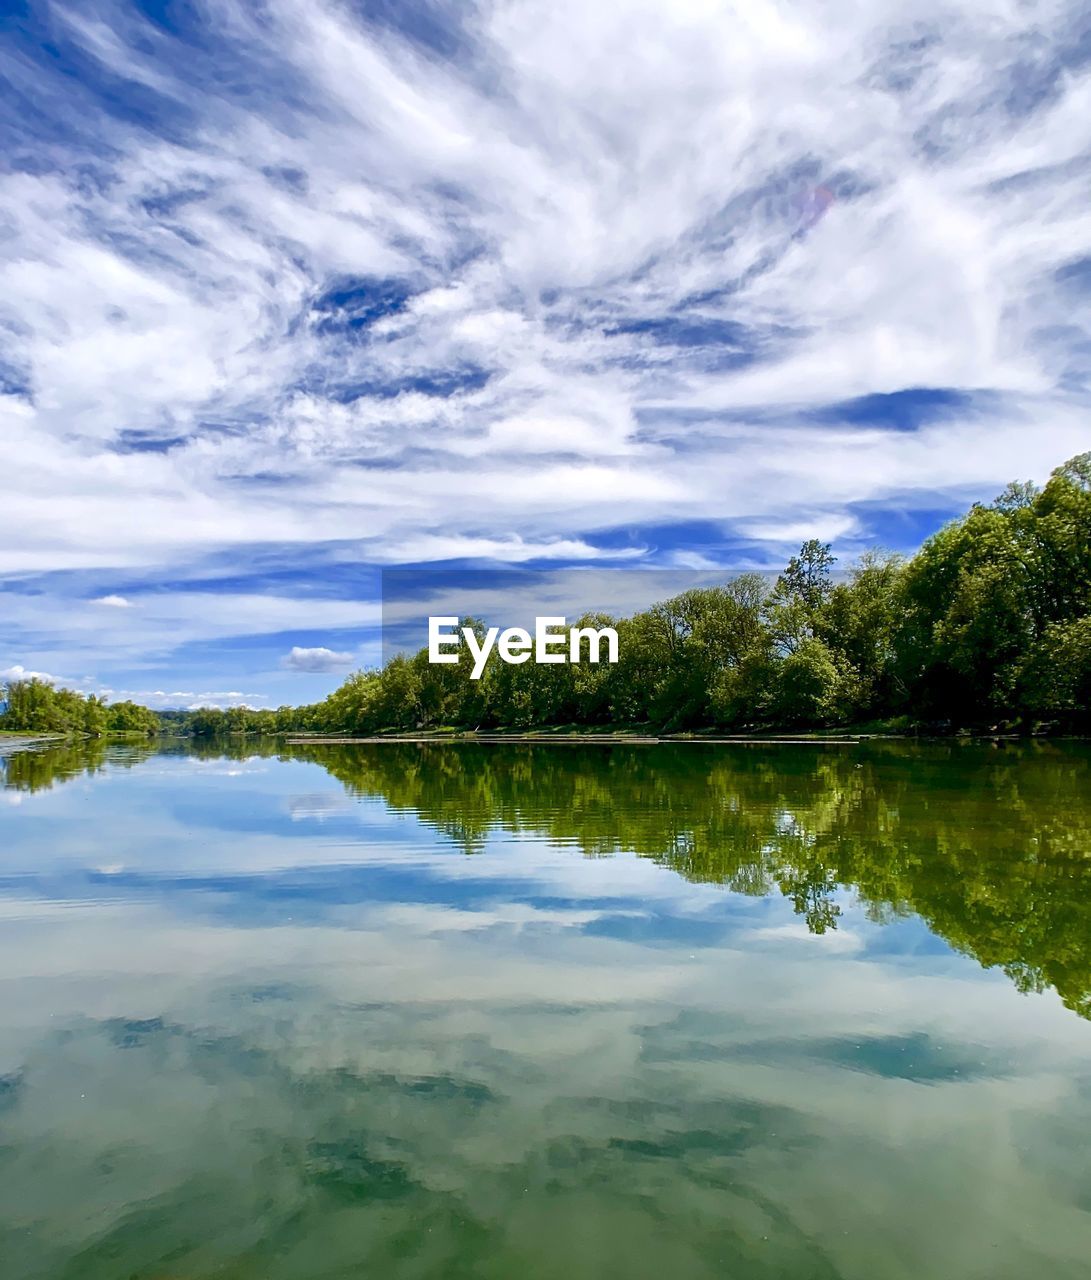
left=2, top=738, right=1090, bottom=1279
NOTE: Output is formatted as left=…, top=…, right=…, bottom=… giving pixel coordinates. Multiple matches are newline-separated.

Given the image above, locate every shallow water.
left=1, top=738, right=1090, bottom=1279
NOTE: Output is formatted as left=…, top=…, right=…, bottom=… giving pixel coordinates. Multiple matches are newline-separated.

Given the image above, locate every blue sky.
left=1, top=0, right=1090, bottom=708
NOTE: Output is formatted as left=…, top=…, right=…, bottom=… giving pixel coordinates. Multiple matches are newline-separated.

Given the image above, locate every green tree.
left=82, top=695, right=108, bottom=737
left=1022, top=617, right=1091, bottom=726
left=820, top=551, right=905, bottom=714
left=279, top=454, right=1091, bottom=736
left=105, top=700, right=160, bottom=735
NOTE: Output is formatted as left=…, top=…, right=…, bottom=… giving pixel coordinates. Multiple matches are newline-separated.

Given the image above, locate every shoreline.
left=0, top=732, right=69, bottom=754
left=4, top=730, right=1084, bottom=755
left=286, top=732, right=891, bottom=746
left=284, top=729, right=1091, bottom=746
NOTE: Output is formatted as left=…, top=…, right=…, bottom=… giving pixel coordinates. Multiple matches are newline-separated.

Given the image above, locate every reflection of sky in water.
left=1, top=747, right=1091, bottom=1279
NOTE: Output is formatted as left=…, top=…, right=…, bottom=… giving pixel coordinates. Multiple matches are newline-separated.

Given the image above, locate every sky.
left=1, top=0, right=1090, bottom=708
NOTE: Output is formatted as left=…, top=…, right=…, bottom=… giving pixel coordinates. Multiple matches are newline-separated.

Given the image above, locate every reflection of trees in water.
left=5, top=737, right=1090, bottom=1019
left=0, top=736, right=286, bottom=792
left=153, top=734, right=288, bottom=762
left=296, top=740, right=1091, bottom=1019
left=1, top=739, right=113, bottom=792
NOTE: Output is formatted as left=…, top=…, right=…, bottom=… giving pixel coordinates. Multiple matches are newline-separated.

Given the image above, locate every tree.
left=897, top=503, right=1034, bottom=720
left=766, top=540, right=836, bottom=657
left=1021, top=617, right=1091, bottom=727
left=768, top=637, right=849, bottom=726
left=82, top=695, right=108, bottom=738
left=106, top=700, right=159, bottom=735
left=179, top=452, right=1091, bottom=737
left=776, top=539, right=836, bottom=614
left=820, top=551, right=905, bottom=714
left=1030, top=453, right=1091, bottom=626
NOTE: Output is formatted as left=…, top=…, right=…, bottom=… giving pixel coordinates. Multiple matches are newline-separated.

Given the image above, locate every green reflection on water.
left=1, top=738, right=1090, bottom=1279
left=292, top=739, right=1091, bottom=1018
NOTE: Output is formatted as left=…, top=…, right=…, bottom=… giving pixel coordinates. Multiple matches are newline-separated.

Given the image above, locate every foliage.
left=268, top=452, right=1090, bottom=735
left=4, top=453, right=1089, bottom=738
left=0, top=678, right=111, bottom=737
left=0, top=681, right=159, bottom=738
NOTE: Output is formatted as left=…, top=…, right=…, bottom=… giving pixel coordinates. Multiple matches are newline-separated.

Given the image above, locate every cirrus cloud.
left=1, top=0, right=1089, bottom=693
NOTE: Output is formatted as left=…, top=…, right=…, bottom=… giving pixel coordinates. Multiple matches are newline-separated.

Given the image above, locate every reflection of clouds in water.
left=9, top=739, right=1091, bottom=1026
left=188, top=763, right=270, bottom=777
left=4, top=745, right=1091, bottom=1274
left=287, top=791, right=357, bottom=822
left=118, top=758, right=271, bottom=777
left=742, top=921, right=866, bottom=953
left=0, top=766, right=769, bottom=919
left=380, top=901, right=630, bottom=931
left=0, top=899, right=1086, bottom=1072
left=2, top=920, right=1090, bottom=1280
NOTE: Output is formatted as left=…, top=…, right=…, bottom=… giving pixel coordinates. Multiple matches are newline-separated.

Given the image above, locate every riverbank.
left=0, top=730, right=157, bottom=755
left=286, top=726, right=894, bottom=746
left=284, top=721, right=1087, bottom=746
left=0, top=732, right=69, bottom=754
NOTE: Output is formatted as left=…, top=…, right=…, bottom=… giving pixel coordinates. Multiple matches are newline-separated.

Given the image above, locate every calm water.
left=2, top=738, right=1090, bottom=1279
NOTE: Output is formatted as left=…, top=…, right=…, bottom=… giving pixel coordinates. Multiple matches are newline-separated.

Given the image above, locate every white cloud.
left=284, top=645, right=356, bottom=673
left=0, top=664, right=60, bottom=685
left=0, top=0, right=1089, bottom=676
left=91, top=595, right=133, bottom=608
left=151, top=690, right=267, bottom=710
left=3, top=682, right=274, bottom=711
left=184, top=697, right=263, bottom=711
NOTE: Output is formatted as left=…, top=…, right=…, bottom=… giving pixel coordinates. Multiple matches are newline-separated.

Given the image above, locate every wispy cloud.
left=1, top=0, right=1089, bottom=690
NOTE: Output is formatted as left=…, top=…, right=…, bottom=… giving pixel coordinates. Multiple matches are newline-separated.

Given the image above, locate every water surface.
left=2, top=738, right=1090, bottom=1279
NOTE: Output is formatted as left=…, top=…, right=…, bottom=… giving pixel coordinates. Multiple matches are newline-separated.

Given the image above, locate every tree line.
left=273, top=451, right=1091, bottom=735
left=3, top=452, right=1088, bottom=737
left=0, top=678, right=159, bottom=737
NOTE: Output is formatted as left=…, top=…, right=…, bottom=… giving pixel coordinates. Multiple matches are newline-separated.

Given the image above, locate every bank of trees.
left=0, top=679, right=159, bottom=737
left=286, top=452, right=1091, bottom=735
left=4, top=453, right=1089, bottom=738
left=176, top=706, right=305, bottom=737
